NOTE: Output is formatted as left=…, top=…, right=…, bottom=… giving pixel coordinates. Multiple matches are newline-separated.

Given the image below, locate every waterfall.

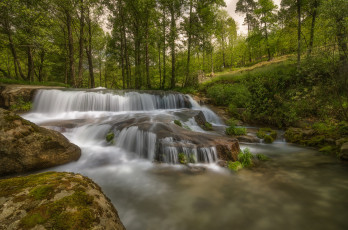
left=26, top=89, right=224, bottom=165
left=33, top=90, right=190, bottom=113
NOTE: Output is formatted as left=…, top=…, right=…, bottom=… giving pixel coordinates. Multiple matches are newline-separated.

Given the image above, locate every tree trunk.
left=264, top=21, right=271, bottom=61
left=27, top=46, right=34, bottom=82
left=86, top=8, right=94, bottom=88
left=297, top=0, right=301, bottom=71
left=185, top=0, right=193, bottom=87
left=66, top=10, right=76, bottom=86
left=145, top=20, right=151, bottom=89
left=38, top=49, right=45, bottom=82
left=77, top=0, right=85, bottom=88
left=162, top=8, right=166, bottom=89
left=170, top=5, right=176, bottom=89
left=158, top=42, right=162, bottom=88
left=6, top=27, right=25, bottom=80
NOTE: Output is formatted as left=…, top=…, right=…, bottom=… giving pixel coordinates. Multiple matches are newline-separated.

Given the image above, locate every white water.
left=22, top=89, right=348, bottom=230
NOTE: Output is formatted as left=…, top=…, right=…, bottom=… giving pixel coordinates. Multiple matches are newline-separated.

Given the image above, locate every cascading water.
left=33, top=89, right=190, bottom=113
left=27, top=89, right=223, bottom=164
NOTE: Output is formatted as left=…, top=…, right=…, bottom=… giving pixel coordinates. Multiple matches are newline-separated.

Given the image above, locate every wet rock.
left=0, top=172, right=125, bottom=230
left=0, top=109, right=81, bottom=176
left=339, top=142, right=348, bottom=161
left=237, top=135, right=260, bottom=143
left=194, top=111, right=207, bottom=127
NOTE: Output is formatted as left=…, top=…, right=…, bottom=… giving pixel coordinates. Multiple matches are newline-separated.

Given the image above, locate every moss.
left=178, top=153, right=187, bottom=164
left=30, top=185, right=55, bottom=200
left=203, top=122, right=213, bottom=131
left=10, top=97, right=32, bottom=112
left=20, top=190, right=96, bottom=230
left=188, top=155, right=196, bottom=163
left=319, top=145, right=337, bottom=155
left=257, top=128, right=277, bottom=140
left=307, top=135, right=325, bottom=147
left=256, top=154, right=270, bottom=161
left=174, top=120, right=182, bottom=127
left=225, top=126, right=247, bottom=136
left=106, top=132, right=114, bottom=142
left=264, top=135, right=274, bottom=144
left=228, top=161, right=243, bottom=172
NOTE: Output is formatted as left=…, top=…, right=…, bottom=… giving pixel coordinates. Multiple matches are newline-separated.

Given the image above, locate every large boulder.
left=0, top=109, right=81, bottom=176
left=0, top=172, right=126, bottom=230
left=340, top=142, right=348, bottom=161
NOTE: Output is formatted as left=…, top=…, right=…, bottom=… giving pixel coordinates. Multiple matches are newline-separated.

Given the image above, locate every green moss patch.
left=174, top=120, right=182, bottom=127
left=106, top=132, right=115, bottom=142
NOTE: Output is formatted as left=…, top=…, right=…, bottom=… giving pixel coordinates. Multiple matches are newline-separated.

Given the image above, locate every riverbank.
left=196, top=58, right=348, bottom=160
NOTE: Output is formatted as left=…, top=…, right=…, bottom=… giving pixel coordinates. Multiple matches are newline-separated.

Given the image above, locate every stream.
left=22, top=89, right=348, bottom=230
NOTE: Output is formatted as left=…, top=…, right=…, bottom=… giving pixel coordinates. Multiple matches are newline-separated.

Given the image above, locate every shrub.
left=238, top=148, right=254, bottom=167
left=174, top=120, right=182, bottom=127
left=225, top=126, right=247, bottom=136
left=228, top=161, right=243, bottom=172
left=264, top=135, right=274, bottom=144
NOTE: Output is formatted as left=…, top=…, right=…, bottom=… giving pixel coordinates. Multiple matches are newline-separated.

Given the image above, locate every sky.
left=225, top=0, right=282, bottom=35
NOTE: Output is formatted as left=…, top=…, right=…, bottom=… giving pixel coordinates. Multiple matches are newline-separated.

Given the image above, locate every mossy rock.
left=225, top=126, right=247, bottom=136
left=106, top=132, right=115, bottom=142
left=174, top=120, right=182, bottom=127
left=319, top=145, right=337, bottom=155
left=178, top=153, right=187, bottom=164
left=257, top=128, right=277, bottom=140
left=203, top=122, right=213, bottom=131
left=264, top=135, right=274, bottom=144
left=0, top=172, right=126, bottom=230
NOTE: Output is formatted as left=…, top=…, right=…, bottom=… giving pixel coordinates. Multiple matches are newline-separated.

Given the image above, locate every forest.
left=0, top=0, right=346, bottom=90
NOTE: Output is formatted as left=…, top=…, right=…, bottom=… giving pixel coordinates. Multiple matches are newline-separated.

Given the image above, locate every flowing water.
left=23, top=89, right=348, bottom=230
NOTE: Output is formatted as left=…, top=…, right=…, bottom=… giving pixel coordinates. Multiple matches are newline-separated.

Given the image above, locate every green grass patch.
left=0, top=78, right=68, bottom=87
left=225, top=126, right=247, bottom=136
left=256, top=154, right=270, bottom=161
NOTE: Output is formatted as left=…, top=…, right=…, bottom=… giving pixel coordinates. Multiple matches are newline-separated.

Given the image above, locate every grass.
left=0, top=77, right=68, bottom=87
left=174, top=120, right=182, bottom=127
left=225, top=126, right=247, bottom=136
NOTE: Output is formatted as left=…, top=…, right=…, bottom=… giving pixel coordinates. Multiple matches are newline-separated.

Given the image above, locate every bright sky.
left=225, top=0, right=281, bottom=35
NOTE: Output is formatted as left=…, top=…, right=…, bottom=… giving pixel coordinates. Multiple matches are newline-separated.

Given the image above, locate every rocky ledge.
left=0, top=84, right=63, bottom=111
left=0, top=172, right=126, bottom=230
left=0, top=109, right=81, bottom=176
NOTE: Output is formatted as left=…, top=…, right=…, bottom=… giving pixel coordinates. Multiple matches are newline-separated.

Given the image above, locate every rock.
left=215, top=139, right=240, bottom=161
left=339, top=142, right=348, bottom=161
left=0, top=172, right=126, bottom=230
left=0, top=109, right=81, bottom=176
left=336, top=138, right=348, bottom=147
left=194, top=111, right=207, bottom=127
left=0, top=84, right=63, bottom=110
left=237, top=135, right=260, bottom=143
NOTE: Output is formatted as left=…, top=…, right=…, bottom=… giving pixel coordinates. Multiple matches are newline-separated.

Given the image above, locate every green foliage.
left=178, top=153, right=187, bottom=164
left=256, top=154, right=270, bottom=161
left=0, top=78, right=68, bottom=87
left=206, top=84, right=251, bottom=107
left=319, top=146, right=337, bottom=155
left=10, top=97, right=32, bottom=112
left=225, top=126, right=247, bottom=136
left=189, top=155, right=197, bottom=163
left=263, top=135, right=274, bottom=144
left=29, top=185, right=55, bottom=200
left=203, top=122, right=213, bottom=131
left=228, top=161, right=243, bottom=172
left=174, top=120, right=182, bottom=127
left=257, top=128, right=277, bottom=144
left=105, top=132, right=114, bottom=142
left=238, top=148, right=254, bottom=167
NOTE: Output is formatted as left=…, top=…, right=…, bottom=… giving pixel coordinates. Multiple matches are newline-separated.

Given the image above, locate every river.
left=23, top=89, right=348, bottom=230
